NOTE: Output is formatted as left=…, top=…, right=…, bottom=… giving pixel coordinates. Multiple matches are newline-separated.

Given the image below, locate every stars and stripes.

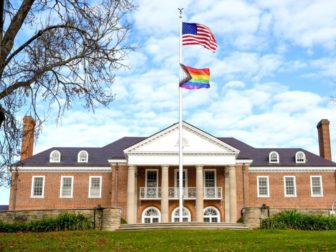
left=182, top=22, right=217, bottom=52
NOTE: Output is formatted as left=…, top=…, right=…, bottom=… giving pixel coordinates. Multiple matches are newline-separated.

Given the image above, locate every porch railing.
left=140, top=187, right=161, bottom=199
left=204, top=187, right=222, bottom=199
left=168, top=187, right=196, bottom=199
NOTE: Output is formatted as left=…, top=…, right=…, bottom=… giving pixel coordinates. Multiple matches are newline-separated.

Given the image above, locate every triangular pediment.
left=124, top=122, right=239, bottom=155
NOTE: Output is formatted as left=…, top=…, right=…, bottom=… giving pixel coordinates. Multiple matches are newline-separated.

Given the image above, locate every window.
left=89, top=176, right=102, bottom=198
left=257, top=176, right=269, bottom=197
left=295, top=151, right=306, bottom=163
left=31, top=176, right=45, bottom=198
left=171, top=207, right=191, bottom=222
left=78, top=150, right=88, bottom=163
left=146, top=169, right=158, bottom=187
left=175, top=169, right=188, bottom=187
left=203, top=207, right=220, bottom=223
left=310, top=176, right=323, bottom=197
left=60, top=176, right=73, bottom=198
left=142, top=207, right=161, bottom=224
left=284, top=176, right=296, bottom=197
left=269, top=151, right=279, bottom=163
left=204, top=170, right=216, bottom=187
left=50, top=150, right=61, bottom=163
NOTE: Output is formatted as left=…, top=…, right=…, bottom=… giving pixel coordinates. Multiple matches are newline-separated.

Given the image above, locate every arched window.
left=204, top=207, right=220, bottom=223
left=142, top=207, right=161, bottom=224
left=295, top=151, right=306, bottom=163
left=269, top=151, right=279, bottom=163
left=78, top=150, right=88, bottom=163
left=50, top=150, right=61, bottom=163
left=171, top=207, right=191, bottom=222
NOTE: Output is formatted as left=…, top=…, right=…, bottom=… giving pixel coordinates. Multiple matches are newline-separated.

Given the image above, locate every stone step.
left=118, top=222, right=249, bottom=231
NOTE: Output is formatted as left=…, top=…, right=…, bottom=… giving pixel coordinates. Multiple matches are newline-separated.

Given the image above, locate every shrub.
left=0, top=213, right=92, bottom=233
left=261, top=211, right=336, bottom=230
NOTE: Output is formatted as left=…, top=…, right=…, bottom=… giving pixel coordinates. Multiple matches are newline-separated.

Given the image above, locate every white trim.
left=77, top=150, right=89, bottom=163
left=203, top=206, right=221, bottom=223
left=310, top=176, right=323, bottom=197
left=49, top=150, right=61, bottom=163
left=235, top=159, right=253, bottom=164
left=145, top=169, right=159, bottom=188
left=284, top=176, right=296, bottom=197
left=203, top=169, right=217, bottom=187
left=295, top=151, right=306, bottom=164
left=269, top=151, right=279, bottom=164
left=174, top=168, right=188, bottom=187
left=31, top=176, right=45, bottom=198
left=141, top=207, right=161, bottom=224
left=171, top=207, right=191, bottom=222
left=88, top=176, right=102, bottom=198
left=60, top=176, right=74, bottom=198
left=18, top=167, right=111, bottom=172
left=249, top=167, right=336, bottom=172
left=108, top=159, right=127, bottom=164
left=257, top=176, right=269, bottom=198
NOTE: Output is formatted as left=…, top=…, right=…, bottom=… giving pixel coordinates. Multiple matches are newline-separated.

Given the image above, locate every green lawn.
left=1, top=229, right=336, bottom=251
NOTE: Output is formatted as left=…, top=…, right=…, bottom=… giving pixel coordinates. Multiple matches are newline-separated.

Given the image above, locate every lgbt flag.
left=179, top=64, right=210, bottom=90
left=182, top=22, right=217, bottom=52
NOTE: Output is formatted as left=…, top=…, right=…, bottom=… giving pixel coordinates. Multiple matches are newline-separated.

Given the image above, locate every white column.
left=229, top=166, right=237, bottom=223
left=224, top=167, right=230, bottom=223
left=196, top=165, right=204, bottom=222
left=127, top=165, right=136, bottom=224
left=161, top=166, right=169, bottom=223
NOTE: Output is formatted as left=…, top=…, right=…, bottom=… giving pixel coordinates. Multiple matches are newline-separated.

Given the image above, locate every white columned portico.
left=161, top=166, right=169, bottom=223
left=127, top=165, right=137, bottom=224
left=196, top=165, right=204, bottom=222
left=229, top=165, right=237, bottom=223
left=224, top=167, right=230, bottom=223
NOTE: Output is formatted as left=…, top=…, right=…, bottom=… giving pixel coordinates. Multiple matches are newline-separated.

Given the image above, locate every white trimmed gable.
left=124, top=122, right=240, bottom=166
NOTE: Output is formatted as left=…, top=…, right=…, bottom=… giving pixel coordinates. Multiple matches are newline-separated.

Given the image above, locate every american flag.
left=182, top=22, right=217, bottom=52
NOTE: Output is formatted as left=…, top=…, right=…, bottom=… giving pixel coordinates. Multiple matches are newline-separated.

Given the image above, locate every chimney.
left=317, top=119, right=332, bottom=161
left=21, top=116, right=36, bottom=160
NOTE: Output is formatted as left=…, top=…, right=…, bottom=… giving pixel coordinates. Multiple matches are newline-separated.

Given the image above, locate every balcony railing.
left=140, top=187, right=222, bottom=200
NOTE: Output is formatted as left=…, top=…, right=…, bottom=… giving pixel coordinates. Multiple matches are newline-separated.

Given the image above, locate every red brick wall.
left=10, top=172, right=112, bottom=210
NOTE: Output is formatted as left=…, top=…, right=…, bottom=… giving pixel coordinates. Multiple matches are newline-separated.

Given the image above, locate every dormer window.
left=269, top=151, right=279, bottom=163
left=78, top=150, right=88, bottom=163
left=295, top=151, right=306, bottom=163
left=50, top=150, right=61, bottom=163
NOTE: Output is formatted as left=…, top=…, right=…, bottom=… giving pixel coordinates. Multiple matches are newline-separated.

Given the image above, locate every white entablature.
left=123, top=122, right=240, bottom=166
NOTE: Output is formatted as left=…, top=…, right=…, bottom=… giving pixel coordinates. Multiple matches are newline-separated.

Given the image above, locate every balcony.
left=139, top=187, right=222, bottom=200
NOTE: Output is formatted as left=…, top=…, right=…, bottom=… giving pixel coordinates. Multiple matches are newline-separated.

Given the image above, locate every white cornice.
left=235, top=159, right=253, bottom=164
left=249, top=167, right=336, bottom=173
left=108, top=159, right=127, bottom=164
left=16, top=167, right=111, bottom=172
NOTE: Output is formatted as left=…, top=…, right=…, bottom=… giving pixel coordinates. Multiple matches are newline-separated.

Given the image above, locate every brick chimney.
left=317, top=119, right=332, bottom=161
left=21, top=116, right=36, bottom=160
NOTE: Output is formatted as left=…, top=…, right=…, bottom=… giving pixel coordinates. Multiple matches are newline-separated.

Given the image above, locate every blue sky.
left=1, top=0, right=336, bottom=204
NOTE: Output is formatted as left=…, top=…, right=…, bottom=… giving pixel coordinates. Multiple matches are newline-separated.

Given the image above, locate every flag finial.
left=178, top=8, right=183, bottom=18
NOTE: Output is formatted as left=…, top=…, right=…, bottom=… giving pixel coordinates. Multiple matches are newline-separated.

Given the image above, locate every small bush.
left=261, top=211, right=336, bottom=230
left=0, top=213, right=92, bottom=233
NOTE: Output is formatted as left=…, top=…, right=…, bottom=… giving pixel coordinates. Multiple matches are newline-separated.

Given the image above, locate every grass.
left=1, top=229, right=336, bottom=251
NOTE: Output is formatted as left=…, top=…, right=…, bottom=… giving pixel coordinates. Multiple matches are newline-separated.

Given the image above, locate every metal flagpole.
left=178, top=8, right=184, bottom=223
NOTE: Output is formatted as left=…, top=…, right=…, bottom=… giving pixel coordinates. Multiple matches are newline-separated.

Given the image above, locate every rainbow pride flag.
left=179, top=64, right=210, bottom=90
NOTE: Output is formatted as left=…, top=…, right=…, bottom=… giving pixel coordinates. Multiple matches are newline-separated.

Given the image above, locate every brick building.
left=9, top=117, right=336, bottom=224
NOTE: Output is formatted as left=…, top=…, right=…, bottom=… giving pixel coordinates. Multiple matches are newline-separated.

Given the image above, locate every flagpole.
left=178, top=8, right=184, bottom=223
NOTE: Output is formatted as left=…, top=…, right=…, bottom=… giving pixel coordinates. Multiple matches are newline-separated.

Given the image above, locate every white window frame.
left=295, top=151, right=306, bottom=164
left=310, top=176, right=323, bottom=197
left=284, top=176, right=297, bottom=197
left=203, top=206, right=221, bottom=223
left=203, top=169, right=217, bottom=187
left=60, top=176, right=74, bottom=198
left=257, top=176, right=270, bottom=197
left=145, top=169, right=159, bottom=188
left=77, top=150, right=89, bottom=163
left=269, top=151, right=279, bottom=164
left=142, top=207, right=161, bottom=224
left=50, top=150, right=61, bottom=163
left=174, top=169, right=188, bottom=188
left=171, top=207, right=191, bottom=222
left=31, top=176, right=45, bottom=198
left=88, top=176, right=102, bottom=198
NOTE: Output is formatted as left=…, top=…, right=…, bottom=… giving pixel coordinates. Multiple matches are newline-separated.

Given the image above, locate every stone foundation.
left=0, top=207, right=121, bottom=231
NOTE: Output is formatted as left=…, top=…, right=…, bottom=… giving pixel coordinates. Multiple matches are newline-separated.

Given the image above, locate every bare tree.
left=0, top=0, right=135, bottom=185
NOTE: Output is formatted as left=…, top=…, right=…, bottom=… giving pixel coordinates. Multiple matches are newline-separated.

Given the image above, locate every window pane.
left=258, top=177, right=268, bottom=196
left=147, top=171, right=157, bottom=187
left=285, top=177, right=295, bottom=196
left=62, top=177, right=72, bottom=197
left=205, top=171, right=215, bottom=187
left=176, top=171, right=186, bottom=187
left=312, top=177, right=322, bottom=195
left=90, top=177, right=101, bottom=197
left=33, top=177, right=43, bottom=196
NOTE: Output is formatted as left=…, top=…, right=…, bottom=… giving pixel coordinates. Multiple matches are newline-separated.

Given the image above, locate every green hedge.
left=261, top=211, right=336, bottom=230
left=0, top=213, right=93, bottom=232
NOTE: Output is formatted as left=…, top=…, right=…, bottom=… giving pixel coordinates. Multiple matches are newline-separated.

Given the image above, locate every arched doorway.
left=203, top=206, right=220, bottom=223
left=171, top=207, right=191, bottom=222
left=142, top=207, right=161, bottom=224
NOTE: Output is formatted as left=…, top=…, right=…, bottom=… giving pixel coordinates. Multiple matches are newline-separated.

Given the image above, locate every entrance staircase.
left=118, top=222, right=249, bottom=231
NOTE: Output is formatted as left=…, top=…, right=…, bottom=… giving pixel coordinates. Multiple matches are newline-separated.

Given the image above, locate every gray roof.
left=20, top=124, right=336, bottom=167
left=0, top=205, right=9, bottom=211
